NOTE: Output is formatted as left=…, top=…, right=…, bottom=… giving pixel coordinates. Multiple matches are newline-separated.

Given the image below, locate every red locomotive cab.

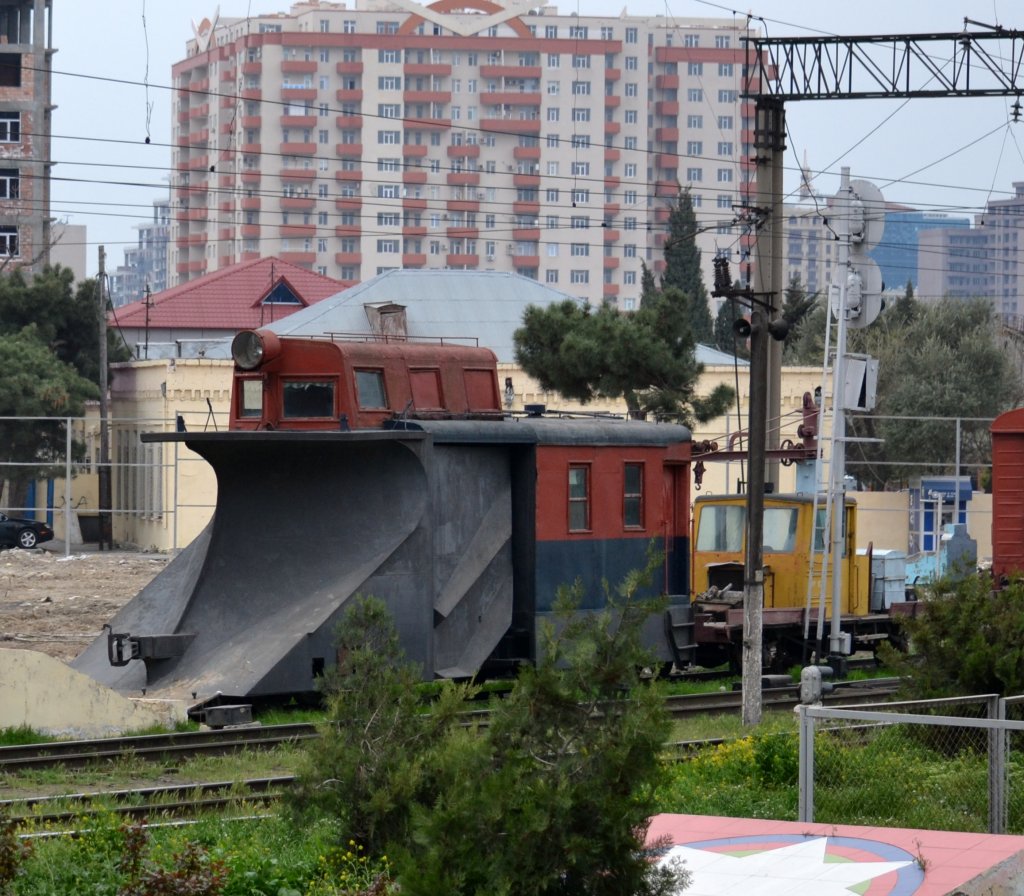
left=228, top=329, right=503, bottom=431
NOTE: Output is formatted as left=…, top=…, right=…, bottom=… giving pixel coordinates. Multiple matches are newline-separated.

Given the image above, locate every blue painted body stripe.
left=535, top=536, right=690, bottom=611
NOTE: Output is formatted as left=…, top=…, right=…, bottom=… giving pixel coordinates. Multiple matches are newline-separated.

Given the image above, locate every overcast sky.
left=51, top=0, right=1024, bottom=276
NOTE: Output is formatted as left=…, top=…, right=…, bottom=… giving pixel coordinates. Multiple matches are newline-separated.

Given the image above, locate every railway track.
left=1, top=680, right=901, bottom=831
left=0, top=678, right=900, bottom=774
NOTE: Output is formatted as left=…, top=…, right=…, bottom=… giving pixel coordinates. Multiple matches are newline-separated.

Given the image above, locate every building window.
left=686, top=167, right=702, bottom=182
left=686, top=141, right=702, bottom=155
left=687, top=88, right=703, bottom=102
left=687, top=114, right=703, bottom=128
left=687, top=62, right=703, bottom=76
left=546, top=269, right=559, bottom=283
left=625, top=82, right=638, bottom=97
left=715, top=34, right=731, bottom=48
left=623, top=462, right=644, bottom=528
left=717, top=168, right=734, bottom=182
left=570, top=243, right=589, bottom=256
left=0, top=225, right=17, bottom=256
left=0, top=112, right=19, bottom=143
left=719, top=63, right=734, bottom=77
left=570, top=269, right=589, bottom=284
left=718, top=115, right=734, bottom=129
left=0, top=168, right=19, bottom=199
left=568, top=464, right=590, bottom=531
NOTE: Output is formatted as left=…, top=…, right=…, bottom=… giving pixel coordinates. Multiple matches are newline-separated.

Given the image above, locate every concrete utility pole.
left=97, top=246, right=112, bottom=551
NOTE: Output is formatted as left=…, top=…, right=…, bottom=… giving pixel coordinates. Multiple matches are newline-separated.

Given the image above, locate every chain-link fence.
left=798, top=695, right=1024, bottom=833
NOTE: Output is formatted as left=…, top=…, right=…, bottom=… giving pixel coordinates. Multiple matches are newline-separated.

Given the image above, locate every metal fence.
left=798, top=695, right=1024, bottom=833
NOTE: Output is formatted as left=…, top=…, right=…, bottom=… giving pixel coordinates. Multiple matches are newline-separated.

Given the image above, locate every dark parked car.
left=0, top=512, right=54, bottom=549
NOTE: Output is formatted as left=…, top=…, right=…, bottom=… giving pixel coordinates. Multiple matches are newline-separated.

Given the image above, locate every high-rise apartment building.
left=918, top=182, right=1024, bottom=317
left=171, top=1, right=760, bottom=307
left=0, top=0, right=53, bottom=274
left=109, top=197, right=172, bottom=306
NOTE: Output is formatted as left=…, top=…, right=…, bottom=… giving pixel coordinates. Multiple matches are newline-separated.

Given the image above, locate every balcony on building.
left=656, top=154, right=679, bottom=172
left=512, top=145, right=541, bottom=160
left=280, top=87, right=317, bottom=102
left=480, top=64, right=541, bottom=79
left=604, top=175, right=620, bottom=189
left=281, top=60, right=318, bottom=74
left=280, top=196, right=315, bottom=211
left=654, top=180, right=678, bottom=198
left=481, top=117, right=541, bottom=134
left=280, top=224, right=316, bottom=239
left=336, top=142, right=364, bottom=158
left=241, top=197, right=261, bottom=211
left=403, top=90, right=452, bottom=107
left=188, top=128, right=210, bottom=146
left=513, top=256, right=540, bottom=269
left=447, top=198, right=481, bottom=212
left=488, top=91, right=541, bottom=107
left=280, top=167, right=317, bottom=181
left=241, top=115, right=261, bottom=129
left=605, top=68, right=621, bottom=82
left=403, top=144, right=429, bottom=157
left=189, top=103, right=210, bottom=120
left=335, top=170, right=364, bottom=184
left=335, top=222, right=361, bottom=236
left=241, top=62, right=262, bottom=76
left=446, top=226, right=479, bottom=240
left=448, top=143, right=481, bottom=159
left=604, top=121, right=621, bottom=136
left=336, top=114, right=363, bottom=129
left=656, top=127, right=679, bottom=143
left=336, top=61, right=364, bottom=75
left=403, top=253, right=427, bottom=266
left=654, top=73, right=679, bottom=91
left=282, top=114, right=317, bottom=128
left=604, top=95, right=621, bottom=108
left=217, top=228, right=234, bottom=243
left=187, top=258, right=208, bottom=274
left=241, top=170, right=261, bottom=184
left=336, top=88, right=364, bottom=103
left=604, top=148, right=621, bottom=162
left=512, top=227, right=540, bottom=241
left=403, top=225, right=427, bottom=237
left=241, top=88, right=262, bottom=101
left=654, top=206, right=671, bottom=224
left=447, top=171, right=480, bottom=186
left=603, top=283, right=620, bottom=298
left=402, top=196, right=428, bottom=210
left=403, top=169, right=427, bottom=184
left=512, top=200, right=540, bottom=216
left=281, top=142, right=317, bottom=156
left=655, top=100, right=679, bottom=117
left=603, top=203, right=620, bottom=216
left=604, top=256, right=620, bottom=270
left=406, top=116, right=452, bottom=131
left=513, top=173, right=540, bottom=188
left=335, top=251, right=362, bottom=266
left=219, top=119, right=234, bottom=134
left=446, top=253, right=479, bottom=267
left=240, top=224, right=261, bottom=238
left=603, top=228, right=620, bottom=242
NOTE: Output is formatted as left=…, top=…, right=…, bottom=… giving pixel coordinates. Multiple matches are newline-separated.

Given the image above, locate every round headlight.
left=231, top=330, right=265, bottom=369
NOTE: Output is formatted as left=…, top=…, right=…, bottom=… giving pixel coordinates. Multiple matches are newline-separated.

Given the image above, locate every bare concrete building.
left=171, top=1, right=761, bottom=307
left=0, top=0, right=52, bottom=274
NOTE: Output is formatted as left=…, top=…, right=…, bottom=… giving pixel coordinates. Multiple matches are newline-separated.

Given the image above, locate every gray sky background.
left=51, top=0, right=1024, bottom=277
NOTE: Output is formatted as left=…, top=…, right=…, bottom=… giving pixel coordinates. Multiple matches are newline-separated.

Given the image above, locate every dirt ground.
left=0, top=546, right=168, bottom=663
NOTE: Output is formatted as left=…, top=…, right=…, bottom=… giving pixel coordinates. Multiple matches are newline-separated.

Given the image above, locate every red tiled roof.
left=110, top=257, right=345, bottom=330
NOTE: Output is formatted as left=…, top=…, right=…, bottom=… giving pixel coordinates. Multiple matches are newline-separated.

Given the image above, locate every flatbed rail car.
left=72, top=331, right=694, bottom=706
left=690, top=492, right=918, bottom=670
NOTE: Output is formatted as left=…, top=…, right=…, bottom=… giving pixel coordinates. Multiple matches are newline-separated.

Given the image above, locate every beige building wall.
left=109, top=358, right=232, bottom=551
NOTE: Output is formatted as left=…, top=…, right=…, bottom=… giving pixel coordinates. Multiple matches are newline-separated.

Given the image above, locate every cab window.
left=695, top=505, right=744, bottom=552
left=283, top=380, right=335, bottom=418
left=355, top=369, right=388, bottom=409
left=763, top=507, right=798, bottom=553
left=238, top=378, right=262, bottom=418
